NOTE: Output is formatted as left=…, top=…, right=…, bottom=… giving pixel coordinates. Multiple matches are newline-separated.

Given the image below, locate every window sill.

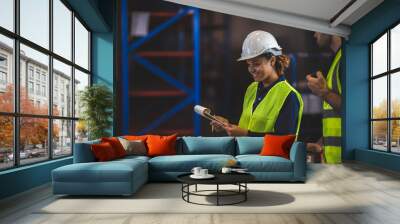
left=0, top=156, right=72, bottom=176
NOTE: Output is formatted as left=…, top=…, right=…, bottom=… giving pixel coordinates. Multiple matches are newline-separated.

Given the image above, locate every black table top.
left=177, top=172, right=255, bottom=185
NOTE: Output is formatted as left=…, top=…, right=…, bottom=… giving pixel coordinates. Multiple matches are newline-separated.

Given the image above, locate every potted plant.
left=79, top=84, right=113, bottom=140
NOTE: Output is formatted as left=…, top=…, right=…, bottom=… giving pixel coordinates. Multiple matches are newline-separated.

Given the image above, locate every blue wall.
left=345, top=0, right=400, bottom=170
left=0, top=158, right=72, bottom=199
left=0, top=1, right=114, bottom=200
left=92, top=32, right=114, bottom=135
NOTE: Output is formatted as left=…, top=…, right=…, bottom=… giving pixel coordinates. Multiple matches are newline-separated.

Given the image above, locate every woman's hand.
left=223, top=124, right=248, bottom=136
left=210, top=116, right=229, bottom=132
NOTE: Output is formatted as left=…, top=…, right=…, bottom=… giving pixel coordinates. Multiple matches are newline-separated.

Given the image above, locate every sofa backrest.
left=73, top=139, right=100, bottom=163
left=235, top=137, right=264, bottom=155
left=73, top=136, right=267, bottom=162
left=179, top=137, right=235, bottom=155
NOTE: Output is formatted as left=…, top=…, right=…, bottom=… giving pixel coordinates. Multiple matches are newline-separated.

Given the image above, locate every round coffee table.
left=177, top=173, right=255, bottom=206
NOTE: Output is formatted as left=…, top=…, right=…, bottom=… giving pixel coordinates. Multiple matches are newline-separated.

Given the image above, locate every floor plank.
left=1, top=162, right=400, bottom=224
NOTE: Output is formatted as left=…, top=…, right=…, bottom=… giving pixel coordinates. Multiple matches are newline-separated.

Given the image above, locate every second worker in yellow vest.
left=306, top=32, right=342, bottom=164
left=211, top=31, right=303, bottom=138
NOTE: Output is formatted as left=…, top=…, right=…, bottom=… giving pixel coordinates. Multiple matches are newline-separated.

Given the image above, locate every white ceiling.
left=163, top=0, right=384, bottom=38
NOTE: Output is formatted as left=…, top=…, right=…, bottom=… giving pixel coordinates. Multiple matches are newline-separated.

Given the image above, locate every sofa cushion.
left=101, top=137, right=127, bottom=158
left=260, top=134, right=296, bottom=159
left=149, top=154, right=235, bottom=172
left=180, top=137, right=235, bottom=155
left=235, top=137, right=264, bottom=155
left=114, top=155, right=150, bottom=163
left=236, top=155, right=293, bottom=172
left=91, top=142, right=118, bottom=161
left=123, top=135, right=148, bottom=142
left=118, top=138, right=147, bottom=156
left=147, top=134, right=177, bottom=157
left=53, top=159, right=147, bottom=183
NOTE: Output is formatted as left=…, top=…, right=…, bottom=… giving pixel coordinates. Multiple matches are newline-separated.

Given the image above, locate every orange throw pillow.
left=259, top=134, right=296, bottom=159
left=123, top=135, right=148, bottom=142
left=101, top=137, right=127, bottom=158
left=91, top=142, right=117, bottom=161
left=146, top=134, right=177, bottom=157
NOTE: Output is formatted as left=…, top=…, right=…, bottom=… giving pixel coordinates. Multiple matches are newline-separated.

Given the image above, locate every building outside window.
left=0, top=54, right=7, bottom=88
left=35, top=70, right=41, bottom=81
left=0, top=71, right=6, bottom=84
left=371, top=22, right=400, bottom=154
left=28, top=81, right=34, bottom=94
left=28, top=66, right=34, bottom=80
left=0, top=54, right=7, bottom=67
left=36, top=83, right=40, bottom=95
left=0, top=0, right=91, bottom=170
left=41, top=73, right=46, bottom=83
left=42, top=85, right=46, bottom=97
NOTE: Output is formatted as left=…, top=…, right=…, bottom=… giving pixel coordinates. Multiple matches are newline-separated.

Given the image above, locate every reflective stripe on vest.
left=323, top=49, right=342, bottom=164
left=238, top=80, right=304, bottom=138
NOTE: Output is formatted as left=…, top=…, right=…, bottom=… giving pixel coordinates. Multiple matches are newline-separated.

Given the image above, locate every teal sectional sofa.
left=52, top=137, right=306, bottom=196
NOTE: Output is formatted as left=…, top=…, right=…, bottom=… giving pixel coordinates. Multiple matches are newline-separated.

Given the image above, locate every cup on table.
left=199, top=169, right=208, bottom=176
left=221, top=167, right=232, bottom=174
left=191, top=167, right=202, bottom=176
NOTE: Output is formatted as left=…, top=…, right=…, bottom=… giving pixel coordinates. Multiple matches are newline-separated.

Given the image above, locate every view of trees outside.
left=372, top=89, right=400, bottom=153
left=0, top=0, right=90, bottom=170
left=0, top=85, right=62, bottom=168
left=371, top=25, right=400, bottom=154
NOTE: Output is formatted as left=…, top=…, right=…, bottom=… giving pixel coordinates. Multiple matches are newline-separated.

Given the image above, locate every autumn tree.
left=372, top=99, right=400, bottom=143
left=0, top=84, right=59, bottom=152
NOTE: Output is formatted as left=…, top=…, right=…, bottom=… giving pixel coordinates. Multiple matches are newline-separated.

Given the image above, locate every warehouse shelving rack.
left=121, top=1, right=201, bottom=136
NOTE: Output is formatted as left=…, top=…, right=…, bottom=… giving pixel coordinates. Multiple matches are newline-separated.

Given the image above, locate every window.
left=36, top=83, right=40, bottom=95
left=74, top=69, right=89, bottom=118
left=0, top=116, right=13, bottom=170
left=0, top=71, right=6, bottom=85
left=35, top=70, right=40, bottom=81
left=0, top=0, right=91, bottom=170
left=74, top=18, right=90, bottom=70
left=28, top=67, right=34, bottom=80
left=28, top=81, right=34, bottom=94
left=0, top=0, right=14, bottom=32
left=53, top=119, right=72, bottom=158
left=0, top=55, right=7, bottom=67
left=0, top=54, right=8, bottom=88
left=20, top=0, right=49, bottom=49
left=53, top=59, right=72, bottom=117
left=53, top=0, right=72, bottom=60
left=0, top=34, right=13, bottom=113
left=42, top=85, right=46, bottom=97
left=371, top=23, right=400, bottom=153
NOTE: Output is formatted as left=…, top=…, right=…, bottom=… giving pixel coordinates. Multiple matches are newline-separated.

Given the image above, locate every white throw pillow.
left=118, top=137, right=147, bottom=156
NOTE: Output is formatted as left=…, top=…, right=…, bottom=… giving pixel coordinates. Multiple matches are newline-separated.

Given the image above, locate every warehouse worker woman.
left=211, top=30, right=303, bottom=137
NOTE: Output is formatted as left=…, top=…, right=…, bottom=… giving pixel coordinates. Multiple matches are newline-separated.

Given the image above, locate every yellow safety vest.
left=238, top=80, right=303, bottom=138
left=323, top=49, right=342, bottom=164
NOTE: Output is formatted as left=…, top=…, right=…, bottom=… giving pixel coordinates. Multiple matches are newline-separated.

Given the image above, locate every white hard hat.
left=237, top=30, right=282, bottom=61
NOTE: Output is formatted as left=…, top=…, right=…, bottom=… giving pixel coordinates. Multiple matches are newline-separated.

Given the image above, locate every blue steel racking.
left=120, top=1, right=201, bottom=136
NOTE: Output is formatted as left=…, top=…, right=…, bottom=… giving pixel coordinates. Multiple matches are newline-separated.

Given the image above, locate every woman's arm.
left=274, top=92, right=299, bottom=135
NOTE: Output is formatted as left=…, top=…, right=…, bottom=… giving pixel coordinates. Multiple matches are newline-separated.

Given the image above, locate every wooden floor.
left=1, top=162, right=400, bottom=224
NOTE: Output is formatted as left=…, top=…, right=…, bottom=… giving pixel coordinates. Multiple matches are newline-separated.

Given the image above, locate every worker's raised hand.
left=210, top=116, right=229, bottom=132
left=223, top=124, right=248, bottom=136
left=306, top=71, right=329, bottom=98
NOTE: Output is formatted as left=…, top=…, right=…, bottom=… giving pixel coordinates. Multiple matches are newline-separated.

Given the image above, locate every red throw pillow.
left=91, top=142, right=117, bottom=161
left=146, top=134, right=177, bottom=157
left=101, top=137, right=126, bottom=158
left=259, top=134, right=296, bottom=159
